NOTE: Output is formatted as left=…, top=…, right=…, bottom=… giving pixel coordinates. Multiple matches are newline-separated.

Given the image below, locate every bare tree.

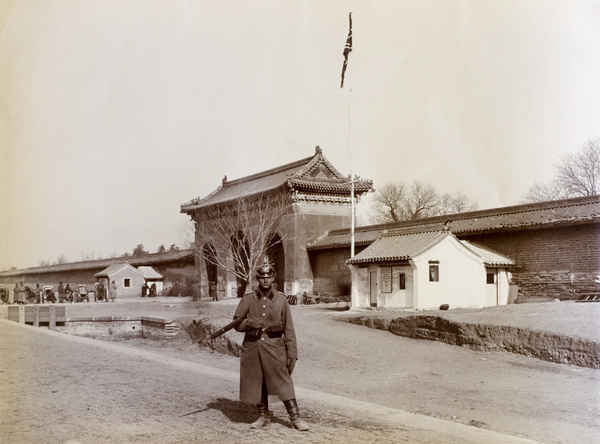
left=556, top=138, right=600, bottom=197
left=53, top=254, right=68, bottom=265
left=523, top=138, right=600, bottom=203
left=192, top=192, right=291, bottom=288
left=177, top=218, right=196, bottom=249
left=370, top=182, right=406, bottom=223
left=369, top=181, right=477, bottom=224
left=80, top=251, right=97, bottom=261
left=437, top=191, right=479, bottom=216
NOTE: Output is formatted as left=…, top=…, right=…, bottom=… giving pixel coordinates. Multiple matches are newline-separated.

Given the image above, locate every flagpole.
left=341, top=11, right=354, bottom=259
left=349, top=50, right=355, bottom=259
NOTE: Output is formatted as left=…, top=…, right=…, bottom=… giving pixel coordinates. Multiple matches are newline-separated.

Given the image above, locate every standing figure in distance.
left=57, top=282, right=66, bottom=303
left=209, top=281, right=218, bottom=301
left=233, top=261, right=309, bottom=431
left=110, top=280, right=117, bottom=302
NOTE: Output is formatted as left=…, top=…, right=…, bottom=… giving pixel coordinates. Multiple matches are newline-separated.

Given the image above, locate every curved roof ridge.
left=224, top=155, right=314, bottom=186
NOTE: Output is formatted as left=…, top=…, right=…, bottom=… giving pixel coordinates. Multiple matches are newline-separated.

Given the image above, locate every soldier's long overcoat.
left=234, top=287, right=298, bottom=404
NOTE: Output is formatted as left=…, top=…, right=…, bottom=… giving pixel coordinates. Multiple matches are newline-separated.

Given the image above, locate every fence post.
left=49, top=305, right=56, bottom=330
left=34, top=306, right=40, bottom=327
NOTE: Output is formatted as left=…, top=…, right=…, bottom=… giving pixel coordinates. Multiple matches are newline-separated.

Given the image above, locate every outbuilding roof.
left=94, top=263, right=140, bottom=278
left=309, top=195, right=600, bottom=250
left=180, top=146, right=373, bottom=213
left=137, top=266, right=163, bottom=280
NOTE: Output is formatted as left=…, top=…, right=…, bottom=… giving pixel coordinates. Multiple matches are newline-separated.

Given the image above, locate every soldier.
left=233, top=261, right=309, bottom=431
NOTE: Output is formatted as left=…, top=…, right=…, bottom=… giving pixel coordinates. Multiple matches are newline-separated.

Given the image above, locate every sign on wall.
left=380, top=266, right=392, bottom=293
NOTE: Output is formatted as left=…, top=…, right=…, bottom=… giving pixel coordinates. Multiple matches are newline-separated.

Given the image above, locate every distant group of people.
left=141, top=282, right=157, bottom=297
left=0, top=281, right=117, bottom=305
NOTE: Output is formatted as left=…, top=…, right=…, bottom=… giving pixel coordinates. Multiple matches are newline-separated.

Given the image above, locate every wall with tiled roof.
left=309, top=196, right=600, bottom=301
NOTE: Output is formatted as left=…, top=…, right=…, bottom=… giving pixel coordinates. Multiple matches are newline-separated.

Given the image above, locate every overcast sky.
left=1, top=0, right=599, bottom=270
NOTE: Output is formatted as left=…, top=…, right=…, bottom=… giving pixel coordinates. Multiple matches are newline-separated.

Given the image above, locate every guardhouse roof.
left=346, top=230, right=514, bottom=266
left=346, top=231, right=448, bottom=264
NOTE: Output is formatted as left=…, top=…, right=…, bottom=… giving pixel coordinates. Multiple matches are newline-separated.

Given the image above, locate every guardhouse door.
left=369, top=271, right=378, bottom=307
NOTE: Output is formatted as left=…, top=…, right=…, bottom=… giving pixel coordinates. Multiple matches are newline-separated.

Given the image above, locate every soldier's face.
left=258, top=276, right=274, bottom=290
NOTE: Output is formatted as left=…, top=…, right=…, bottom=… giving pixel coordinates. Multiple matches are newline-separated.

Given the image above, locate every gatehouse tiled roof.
left=308, top=195, right=600, bottom=250
left=180, top=146, right=373, bottom=213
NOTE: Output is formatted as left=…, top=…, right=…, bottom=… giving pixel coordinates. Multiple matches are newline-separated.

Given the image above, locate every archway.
left=203, top=243, right=218, bottom=299
left=231, top=231, right=250, bottom=297
left=266, top=233, right=285, bottom=292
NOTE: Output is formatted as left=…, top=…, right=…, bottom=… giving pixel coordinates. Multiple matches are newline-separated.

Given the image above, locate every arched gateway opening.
left=266, top=233, right=285, bottom=292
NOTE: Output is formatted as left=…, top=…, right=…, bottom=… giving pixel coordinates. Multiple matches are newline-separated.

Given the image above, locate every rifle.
left=196, top=317, right=244, bottom=344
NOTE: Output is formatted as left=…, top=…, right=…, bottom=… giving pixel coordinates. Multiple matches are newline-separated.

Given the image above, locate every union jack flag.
left=340, top=12, right=352, bottom=88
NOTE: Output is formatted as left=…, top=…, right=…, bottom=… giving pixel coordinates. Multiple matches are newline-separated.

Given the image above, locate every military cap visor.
left=256, top=264, right=275, bottom=278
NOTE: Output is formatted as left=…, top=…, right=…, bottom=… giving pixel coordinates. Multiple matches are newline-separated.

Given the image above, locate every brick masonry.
left=461, top=224, right=600, bottom=301
left=309, top=245, right=367, bottom=299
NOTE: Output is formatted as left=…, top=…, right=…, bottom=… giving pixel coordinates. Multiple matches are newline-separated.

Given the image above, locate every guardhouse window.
left=399, top=273, right=406, bottom=290
left=123, top=278, right=131, bottom=288
left=486, top=272, right=495, bottom=284
left=429, top=261, right=439, bottom=282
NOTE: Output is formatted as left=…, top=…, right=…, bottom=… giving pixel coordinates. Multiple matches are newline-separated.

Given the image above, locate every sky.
left=1, top=0, right=599, bottom=270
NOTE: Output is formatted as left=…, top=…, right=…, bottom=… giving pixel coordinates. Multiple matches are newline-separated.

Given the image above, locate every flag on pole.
left=340, top=12, right=352, bottom=88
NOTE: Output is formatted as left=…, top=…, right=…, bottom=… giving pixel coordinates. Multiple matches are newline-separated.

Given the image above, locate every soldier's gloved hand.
left=246, top=317, right=266, bottom=329
left=287, top=358, right=296, bottom=375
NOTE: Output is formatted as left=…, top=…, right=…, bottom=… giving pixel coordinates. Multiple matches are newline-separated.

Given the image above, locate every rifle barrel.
left=209, top=317, right=244, bottom=339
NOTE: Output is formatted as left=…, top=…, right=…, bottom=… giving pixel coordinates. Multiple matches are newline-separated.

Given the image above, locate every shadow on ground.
left=203, top=397, right=289, bottom=427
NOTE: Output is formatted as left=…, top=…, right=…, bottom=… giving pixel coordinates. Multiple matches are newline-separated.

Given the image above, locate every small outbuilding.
left=137, top=266, right=164, bottom=296
left=94, top=263, right=145, bottom=299
left=347, top=230, right=514, bottom=310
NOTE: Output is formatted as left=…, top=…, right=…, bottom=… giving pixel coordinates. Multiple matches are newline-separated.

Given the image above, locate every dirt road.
left=1, top=298, right=599, bottom=443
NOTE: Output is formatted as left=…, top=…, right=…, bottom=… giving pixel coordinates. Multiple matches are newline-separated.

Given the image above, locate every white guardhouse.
left=347, top=230, right=514, bottom=310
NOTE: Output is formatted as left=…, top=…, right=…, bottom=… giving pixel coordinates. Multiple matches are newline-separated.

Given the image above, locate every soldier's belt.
left=245, top=325, right=284, bottom=339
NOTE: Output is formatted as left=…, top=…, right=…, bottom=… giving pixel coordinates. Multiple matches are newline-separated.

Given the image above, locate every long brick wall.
left=460, top=223, right=600, bottom=301
left=309, top=223, right=600, bottom=302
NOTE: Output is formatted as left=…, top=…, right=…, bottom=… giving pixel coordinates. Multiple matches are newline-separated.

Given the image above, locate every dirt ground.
left=1, top=298, right=599, bottom=444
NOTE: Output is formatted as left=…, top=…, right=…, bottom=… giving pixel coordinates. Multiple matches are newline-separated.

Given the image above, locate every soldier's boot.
left=283, top=399, right=309, bottom=431
left=250, top=402, right=270, bottom=428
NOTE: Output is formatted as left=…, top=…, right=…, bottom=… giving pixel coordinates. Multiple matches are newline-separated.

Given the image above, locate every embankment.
left=336, top=314, right=600, bottom=369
